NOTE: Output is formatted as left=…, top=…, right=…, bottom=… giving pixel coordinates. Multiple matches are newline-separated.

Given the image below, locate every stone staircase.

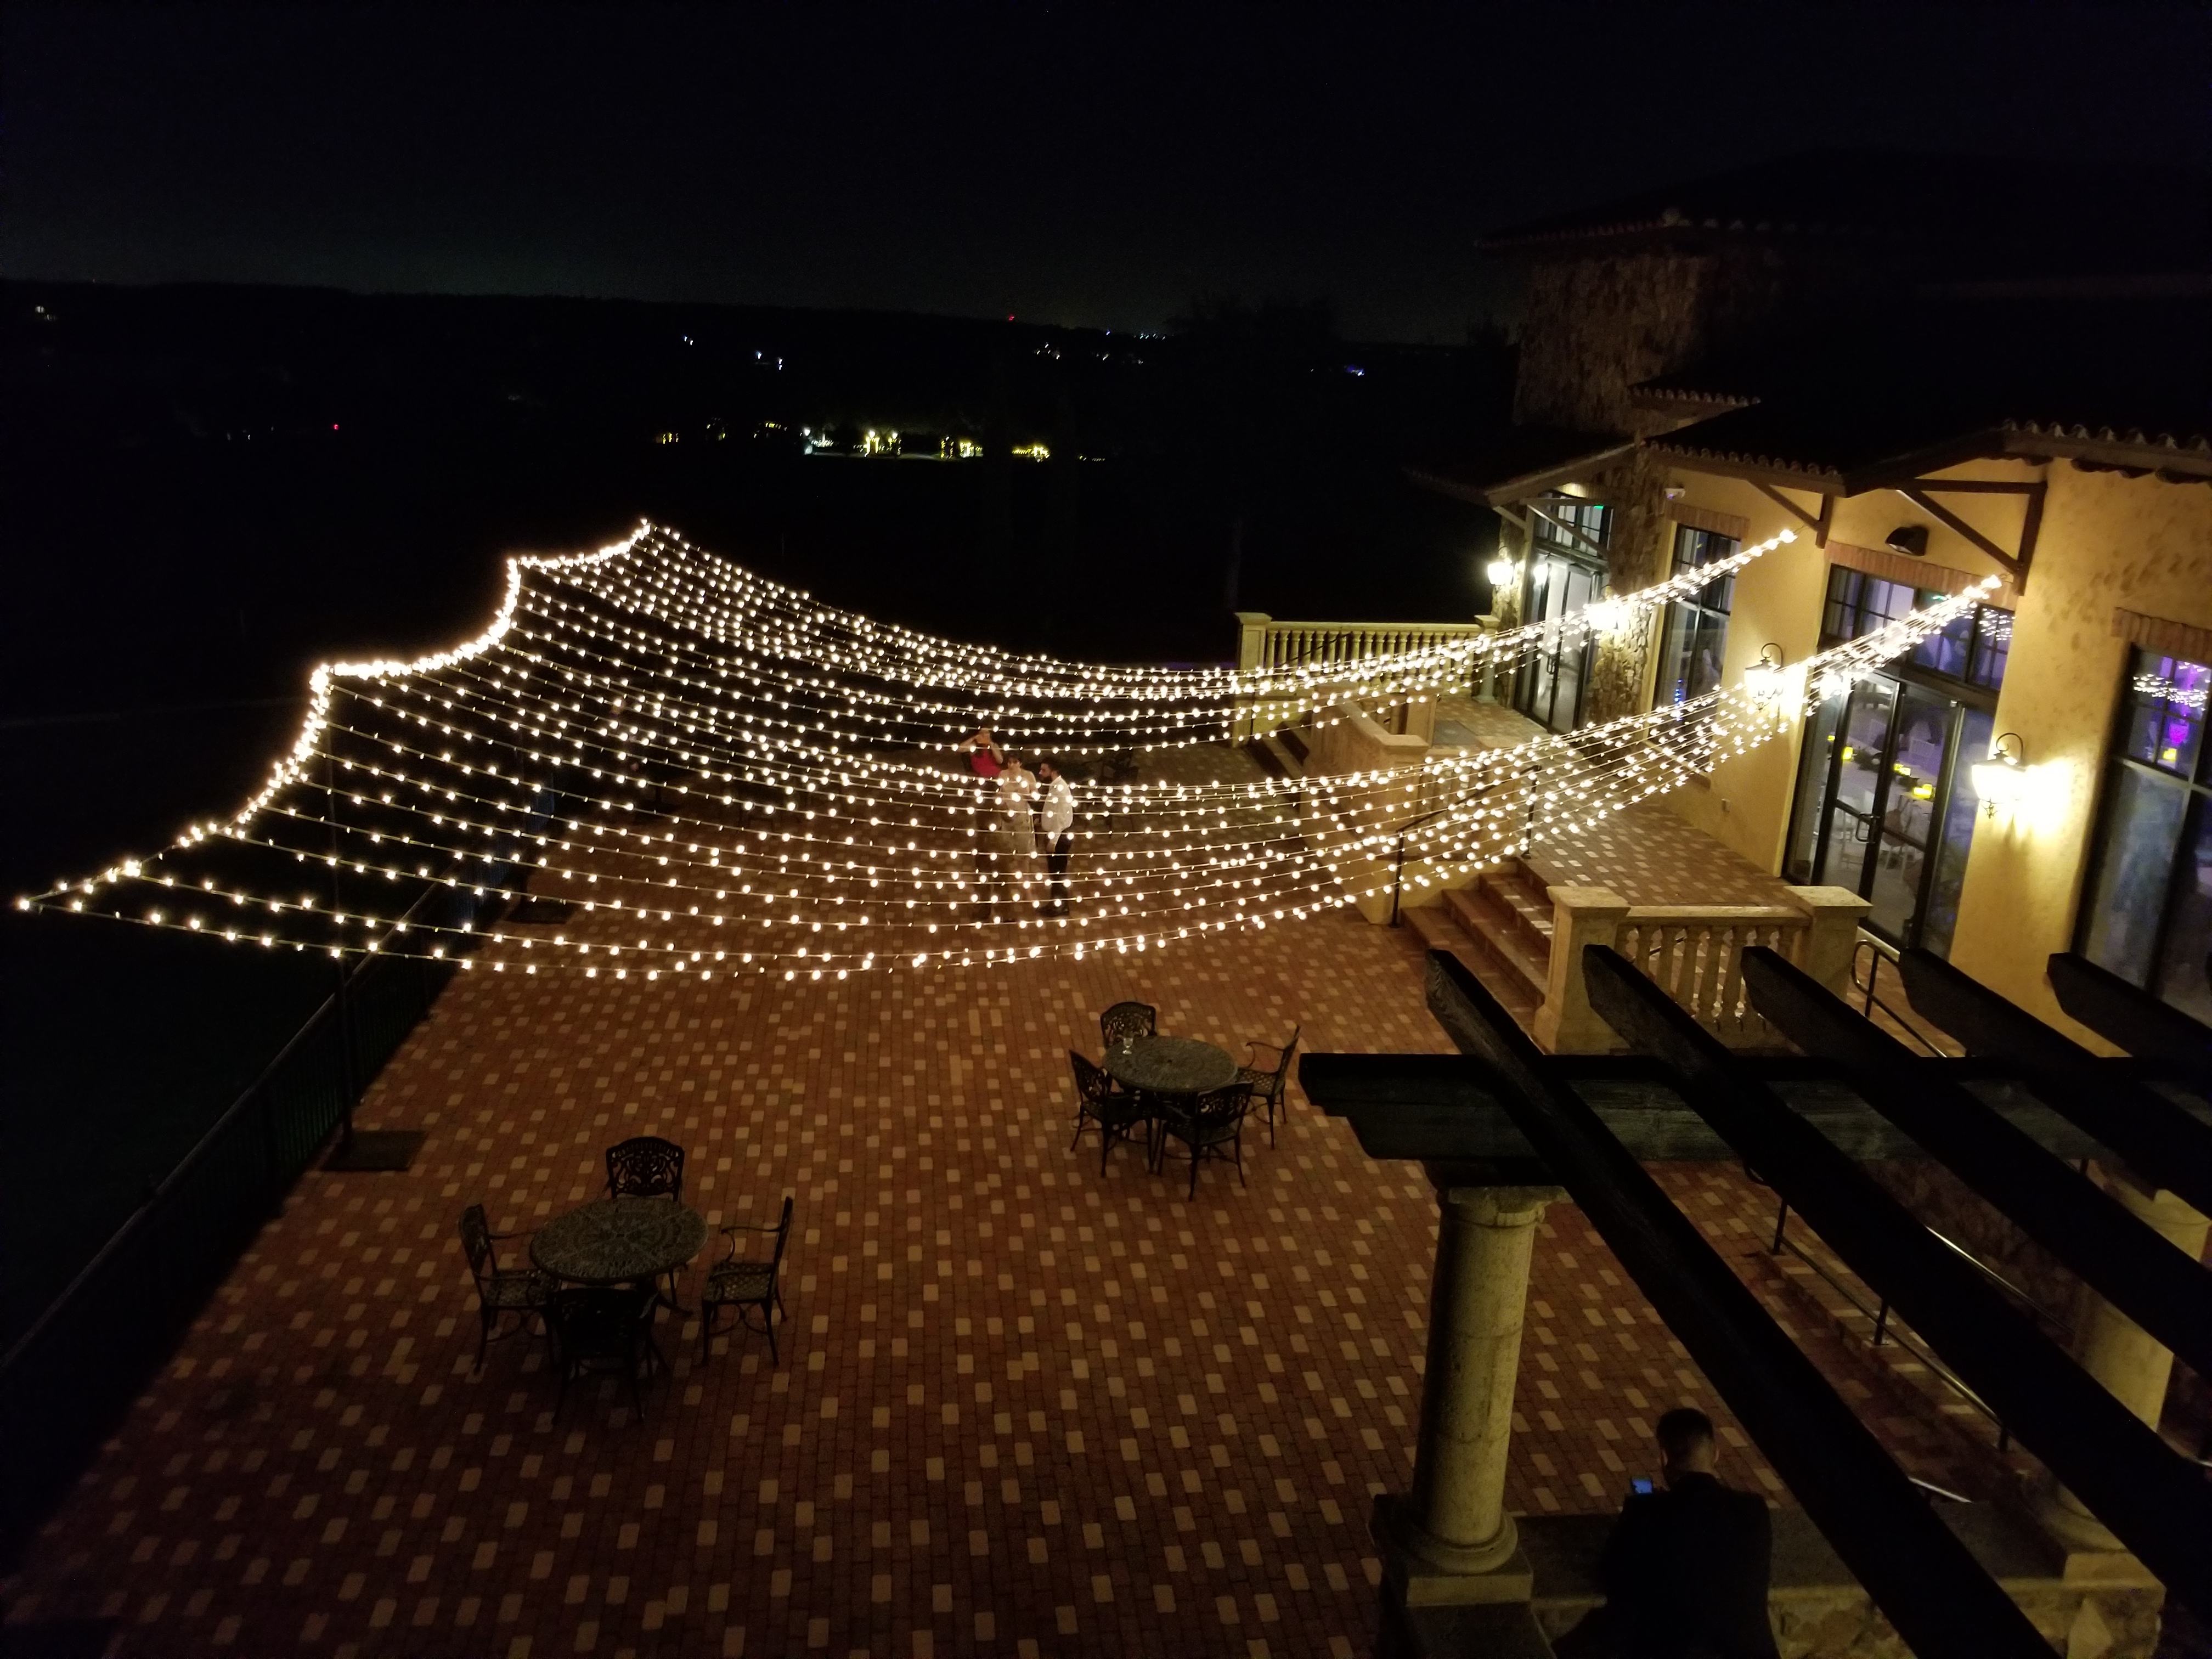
left=1402, top=861, right=1556, bottom=1024
left=1242, top=727, right=1309, bottom=781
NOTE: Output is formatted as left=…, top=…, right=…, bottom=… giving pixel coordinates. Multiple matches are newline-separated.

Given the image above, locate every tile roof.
left=1643, top=295, right=2212, bottom=488
left=1479, top=150, right=2212, bottom=276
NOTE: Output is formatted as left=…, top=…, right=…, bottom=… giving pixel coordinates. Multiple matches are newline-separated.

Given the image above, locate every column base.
left=2027, top=1487, right=2160, bottom=1588
left=1373, top=1493, right=1532, bottom=1602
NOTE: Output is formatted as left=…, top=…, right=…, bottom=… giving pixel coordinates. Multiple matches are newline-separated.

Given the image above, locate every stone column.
left=2040, top=1166, right=2211, bottom=1558
left=1381, top=1182, right=1563, bottom=1599
left=1534, top=887, right=1629, bottom=1053
left=1232, top=612, right=1271, bottom=742
left=1786, top=885, right=1871, bottom=998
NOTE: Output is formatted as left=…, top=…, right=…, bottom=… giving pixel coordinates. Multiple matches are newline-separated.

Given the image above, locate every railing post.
left=1533, top=886, right=1629, bottom=1054
left=1233, top=612, right=1271, bottom=743
left=1390, top=830, right=1410, bottom=928
left=1787, top=884, right=1871, bottom=998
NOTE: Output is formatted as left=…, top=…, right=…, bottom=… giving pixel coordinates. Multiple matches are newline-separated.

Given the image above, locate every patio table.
left=1104, top=1035, right=1239, bottom=1096
left=1104, top=1036, right=1241, bottom=1175
left=532, top=1200, right=709, bottom=1311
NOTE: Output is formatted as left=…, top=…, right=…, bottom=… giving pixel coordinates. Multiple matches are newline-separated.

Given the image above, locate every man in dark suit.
left=1555, top=1407, right=1780, bottom=1659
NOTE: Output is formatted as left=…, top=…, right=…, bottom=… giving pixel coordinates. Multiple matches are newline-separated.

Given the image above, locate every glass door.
left=1517, top=556, right=1601, bottom=733
left=1797, top=672, right=1988, bottom=955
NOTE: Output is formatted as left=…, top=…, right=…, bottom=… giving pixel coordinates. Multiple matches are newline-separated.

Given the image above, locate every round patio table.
left=1104, top=1035, right=1239, bottom=1097
left=532, top=1200, right=709, bottom=1299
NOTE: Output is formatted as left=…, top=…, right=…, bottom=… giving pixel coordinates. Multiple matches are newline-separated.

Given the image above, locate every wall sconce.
left=1486, top=555, right=1518, bottom=589
left=1742, top=643, right=1787, bottom=703
left=1886, top=524, right=1929, bottom=558
left=1969, top=731, right=2031, bottom=819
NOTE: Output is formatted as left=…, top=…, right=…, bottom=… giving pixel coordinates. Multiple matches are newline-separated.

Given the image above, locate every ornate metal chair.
left=458, top=1204, right=556, bottom=1370
left=605, top=1136, right=686, bottom=1202
left=545, top=1285, right=664, bottom=1418
left=1099, top=1001, right=1157, bottom=1051
left=1237, top=1024, right=1302, bottom=1147
left=1068, top=1050, right=1152, bottom=1176
left=701, top=1195, right=794, bottom=1364
left=1154, top=1081, right=1255, bottom=1199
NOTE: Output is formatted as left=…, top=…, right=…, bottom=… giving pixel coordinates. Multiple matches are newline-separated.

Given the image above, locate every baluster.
left=1716, top=926, right=1739, bottom=1026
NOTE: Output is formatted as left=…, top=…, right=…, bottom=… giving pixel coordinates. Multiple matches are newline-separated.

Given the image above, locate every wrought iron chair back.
left=1238, top=1024, right=1302, bottom=1146
left=1099, top=1001, right=1158, bottom=1051
left=460, top=1204, right=498, bottom=1281
left=700, top=1195, right=794, bottom=1363
left=545, top=1285, right=662, bottom=1417
left=458, top=1203, right=553, bottom=1369
left=605, top=1136, right=686, bottom=1201
left=1068, top=1049, right=1150, bottom=1175
left=1159, top=1081, right=1254, bottom=1199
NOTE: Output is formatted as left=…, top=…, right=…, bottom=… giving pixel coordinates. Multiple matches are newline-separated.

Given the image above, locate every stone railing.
left=1234, top=611, right=1490, bottom=673
left=1534, top=884, right=1870, bottom=1053
left=1296, top=701, right=1436, bottom=925
left=1232, top=612, right=1490, bottom=741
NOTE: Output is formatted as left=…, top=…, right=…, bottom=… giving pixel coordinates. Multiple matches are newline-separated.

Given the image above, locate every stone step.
left=1443, top=882, right=1551, bottom=1001
left=1406, top=903, right=1541, bottom=1023
left=1242, top=738, right=1290, bottom=781
left=1259, top=731, right=1306, bottom=779
left=1481, top=865, right=1556, bottom=948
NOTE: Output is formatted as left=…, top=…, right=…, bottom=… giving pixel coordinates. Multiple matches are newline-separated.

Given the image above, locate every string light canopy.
left=18, top=523, right=1992, bottom=982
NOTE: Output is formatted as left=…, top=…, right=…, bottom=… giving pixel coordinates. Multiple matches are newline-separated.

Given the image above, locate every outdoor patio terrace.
left=1, top=910, right=1999, bottom=1659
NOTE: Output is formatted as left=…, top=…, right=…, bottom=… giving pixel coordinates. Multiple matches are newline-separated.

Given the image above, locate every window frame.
left=2073, top=645, right=2212, bottom=994
left=1654, top=524, right=1739, bottom=707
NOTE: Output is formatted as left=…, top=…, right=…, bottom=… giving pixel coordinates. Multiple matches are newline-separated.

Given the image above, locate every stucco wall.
left=1949, top=466, right=2212, bottom=1040
left=1647, top=472, right=1839, bottom=870
left=1647, top=458, right=2212, bottom=1047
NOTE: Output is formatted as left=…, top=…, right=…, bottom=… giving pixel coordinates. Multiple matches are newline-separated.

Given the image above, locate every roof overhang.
left=1649, top=428, right=2009, bottom=498
left=1406, top=438, right=1637, bottom=509
left=2000, top=421, right=2212, bottom=481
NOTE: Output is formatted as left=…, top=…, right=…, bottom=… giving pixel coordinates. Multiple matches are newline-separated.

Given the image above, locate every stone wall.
left=1511, top=241, right=1910, bottom=439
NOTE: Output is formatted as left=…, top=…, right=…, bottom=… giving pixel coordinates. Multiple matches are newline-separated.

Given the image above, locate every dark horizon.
left=7, top=4, right=2208, bottom=343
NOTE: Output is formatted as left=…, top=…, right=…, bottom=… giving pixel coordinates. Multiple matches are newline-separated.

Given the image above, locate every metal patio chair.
left=1068, top=1049, right=1152, bottom=1176
left=458, top=1203, right=556, bottom=1370
left=545, top=1285, right=665, bottom=1418
left=605, top=1136, right=686, bottom=1201
left=1237, top=1024, right=1301, bottom=1147
left=701, top=1195, right=794, bottom=1364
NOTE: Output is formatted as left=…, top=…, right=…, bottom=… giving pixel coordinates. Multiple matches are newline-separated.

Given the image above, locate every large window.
left=1782, top=566, right=2013, bottom=956
left=2079, top=648, right=2212, bottom=1021
left=1654, top=525, right=1737, bottom=705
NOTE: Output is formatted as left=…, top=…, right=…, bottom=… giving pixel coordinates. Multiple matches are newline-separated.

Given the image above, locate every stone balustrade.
left=1537, top=883, right=1870, bottom=1053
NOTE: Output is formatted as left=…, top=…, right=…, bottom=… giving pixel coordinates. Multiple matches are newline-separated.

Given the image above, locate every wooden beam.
left=1893, top=479, right=2046, bottom=591
left=1743, top=945, right=2212, bottom=1385
left=1751, top=480, right=1833, bottom=548
left=1297, top=1012, right=2113, bottom=1170
left=1522, top=499, right=1611, bottom=565
left=1414, top=951, right=2058, bottom=1659
left=1583, top=944, right=2212, bottom=1623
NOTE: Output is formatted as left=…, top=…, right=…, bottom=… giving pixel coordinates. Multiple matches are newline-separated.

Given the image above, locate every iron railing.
left=0, top=879, right=479, bottom=1565
left=1852, top=936, right=1959, bottom=1057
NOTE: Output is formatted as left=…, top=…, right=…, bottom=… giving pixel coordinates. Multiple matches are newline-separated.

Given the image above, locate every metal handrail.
left=1388, top=808, right=1447, bottom=927
left=1769, top=1204, right=2013, bottom=1452
left=1853, top=936, right=1956, bottom=1057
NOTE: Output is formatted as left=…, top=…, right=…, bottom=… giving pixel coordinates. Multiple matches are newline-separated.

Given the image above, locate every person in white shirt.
left=1035, top=758, right=1075, bottom=915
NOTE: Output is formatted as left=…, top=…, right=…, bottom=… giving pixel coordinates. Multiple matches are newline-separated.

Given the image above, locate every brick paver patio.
left=2, top=892, right=2019, bottom=1657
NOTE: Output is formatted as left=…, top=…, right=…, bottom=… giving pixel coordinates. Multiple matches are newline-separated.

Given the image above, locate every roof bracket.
left=1751, top=482, right=1833, bottom=547
left=1893, top=479, right=2045, bottom=593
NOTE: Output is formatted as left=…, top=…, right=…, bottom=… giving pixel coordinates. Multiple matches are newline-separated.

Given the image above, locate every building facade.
left=1417, top=152, right=2212, bottom=1043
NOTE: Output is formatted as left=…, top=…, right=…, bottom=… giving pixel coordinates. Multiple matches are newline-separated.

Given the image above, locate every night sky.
left=7, top=3, right=2207, bottom=341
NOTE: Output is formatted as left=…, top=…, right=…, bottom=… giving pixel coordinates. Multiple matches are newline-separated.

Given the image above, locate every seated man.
left=1555, top=1407, right=1779, bottom=1659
